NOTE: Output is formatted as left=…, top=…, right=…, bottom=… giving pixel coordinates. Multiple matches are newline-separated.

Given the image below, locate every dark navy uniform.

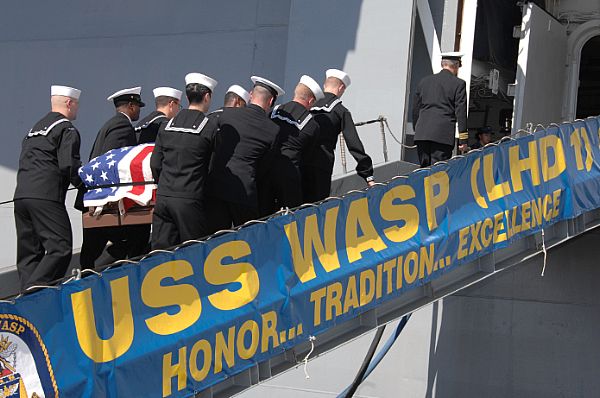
left=412, top=69, right=467, bottom=166
left=206, top=104, right=280, bottom=231
left=79, top=112, right=140, bottom=269
left=263, top=101, right=320, bottom=215
left=150, top=109, right=217, bottom=249
left=13, top=112, right=82, bottom=289
left=306, top=93, right=374, bottom=202
left=135, top=110, right=168, bottom=144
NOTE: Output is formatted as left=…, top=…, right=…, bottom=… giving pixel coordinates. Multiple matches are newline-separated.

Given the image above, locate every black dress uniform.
left=205, top=104, right=280, bottom=231
left=263, top=101, right=320, bottom=215
left=78, top=112, right=139, bottom=269
left=14, top=112, right=82, bottom=289
left=150, top=109, right=217, bottom=249
left=412, top=69, right=467, bottom=167
left=135, top=110, right=168, bottom=144
left=305, top=92, right=374, bottom=202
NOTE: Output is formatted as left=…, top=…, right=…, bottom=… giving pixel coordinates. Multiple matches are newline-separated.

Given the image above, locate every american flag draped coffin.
left=79, top=144, right=156, bottom=228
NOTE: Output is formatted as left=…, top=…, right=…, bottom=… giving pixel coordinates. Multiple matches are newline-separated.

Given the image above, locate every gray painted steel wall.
left=239, top=230, right=600, bottom=397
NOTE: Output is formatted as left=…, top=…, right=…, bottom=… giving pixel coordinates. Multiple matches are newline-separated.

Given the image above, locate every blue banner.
left=1, top=117, right=599, bottom=397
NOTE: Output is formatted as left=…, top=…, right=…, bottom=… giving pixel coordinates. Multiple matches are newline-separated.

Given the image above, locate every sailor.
left=223, top=85, right=250, bottom=108
left=13, top=85, right=83, bottom=289
left=205, top=76, right=283, bottom=232
left=305, top=69, right=375, bottom=202
left=136, top=87, right=182, bottom=144
left=150, top=73, right=219, bottom=249
left=470, top=126, right=493, bottom=150
left=78, top=87, right=145, bottom=269
left=207, top=84, right=250, bottom=123
left=263, top=75, right=323, bottom=215
left=412, top=52, right=468, bottom=167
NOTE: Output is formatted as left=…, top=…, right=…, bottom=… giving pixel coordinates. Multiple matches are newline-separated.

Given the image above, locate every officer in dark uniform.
left=205, top=76, right=283, bottom=232
left=263, top=74, right=323, bottom=215
left=412, top=52, right=468, bottom=167
left=150, top=73, right=218, bottom=249
left=306, top=69, right=375, bottom=202
left=13, top=85, right=83, bottom=289
left=136, top=87, right=182, bottom=144
left=78, top=86, right=145, bottom=269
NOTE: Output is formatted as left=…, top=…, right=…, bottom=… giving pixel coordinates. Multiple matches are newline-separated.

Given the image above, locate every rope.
left=302, top=335, right=316, bottom=379
left=540, top=229, right=548, bottom=276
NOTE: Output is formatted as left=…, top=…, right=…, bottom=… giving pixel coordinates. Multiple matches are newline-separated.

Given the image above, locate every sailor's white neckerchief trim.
left=271, top=104, right=313, bottom=130
left=164, top=116, right=209, bottom=134
left=134, top=114, right=167, bottom=131
left=310, top=98, right=342, bottom=113
left=27, top=118, right=70, bottom=138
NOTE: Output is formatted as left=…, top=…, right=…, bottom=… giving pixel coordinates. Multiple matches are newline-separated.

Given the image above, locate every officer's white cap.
left=153, top=87, right=182, bottom=101
left=107, top=87, right=142, bottom=101
left=185, top=73, right=218, bottom=92
left=440, top=51, right=464, bottom=60
left=299, top=75, right=324, bottom=101
left=251, top=76, right=285, bottom=97
left=226, top=85, right=250, bottom=103
left=326, top=69, right=351, bottom=88
left=51, top=85, right=81, bottom=100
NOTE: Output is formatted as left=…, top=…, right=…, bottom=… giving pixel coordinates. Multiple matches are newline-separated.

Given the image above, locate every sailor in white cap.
left=306, top=68, right=375, bottom=202
left=412, top=52, right=467, bottom=167
left=205, top=75, right=283, bottom=231
left=13, top=85, right=83, bottom=289
left=261, top=75, right=323, bottom=215
left=150, top=73, right=219, bottom=249
left=224, top=85, right=250, bottom=108
left=136, top=87, right=183, bottom=144
left=78, top=86, right=146, bottom=269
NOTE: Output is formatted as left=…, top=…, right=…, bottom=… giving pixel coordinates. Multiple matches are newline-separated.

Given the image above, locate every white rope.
left=303, top=335, right=316, bottom=379
left=540, top=229, right=548, bottom=276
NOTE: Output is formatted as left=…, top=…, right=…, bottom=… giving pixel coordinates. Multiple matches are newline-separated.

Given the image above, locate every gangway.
left=0, top=117, right=599, bottom=398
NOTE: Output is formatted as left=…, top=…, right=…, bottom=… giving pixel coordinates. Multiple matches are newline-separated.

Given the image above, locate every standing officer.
left=79, top=87, right=145, bottom=269
left=264, top=75, right=323, bottom=215
left=206, top=76, right=283, bottom=231
left=412, top=52, right=468, bottom=167
left=305, top=69, right=375, bottom=203
left=136, top=87, right=182, bottom=144
left=150, top=73, right=218, bottom=249
left=14, top=85, right=82, bottom=289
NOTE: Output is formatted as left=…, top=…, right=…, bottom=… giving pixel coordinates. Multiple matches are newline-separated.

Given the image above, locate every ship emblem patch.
left=0, top=315, right=58, bottom=397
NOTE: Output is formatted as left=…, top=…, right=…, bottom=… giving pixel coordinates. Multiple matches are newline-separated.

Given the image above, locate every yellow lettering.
left=484, top=153, right=511, bottom=201
left=552, top=189, right=561, bottom=218
left=189, top=340, right=211, bottom=382
left=343, top=276, right=359, bottom=313
left=284, top=207, right=340, bottom=282
left=237, top=320, right=259, bottom=360
left=326, top=282, right=343, bottom=320
left=71, top=277, right=134, bottom=363
left=142, top=260, right=201, bottom=336
left=309, top=288, right=326, bottom=327
left=380, top=185, right=419, bottom=242
left=510, top=141, right=540, bottom=192
left=458, top=226, right=469, bottom=259
left=493, top=212, right=507, bottom=243
left=346, top=198, right=387, bottom=262
left=424, top=171, right=450, bottom=230
left=359, top=270, right=375, bottom=306
left=205, top=241, right=259, bottom=311
left=214, top=327, right=235, bottom=373
left=162, top=347, right=186, bottom=397
left=539, top=134, right=566, bottom=181
left=403, top=251, right=419, bottom=285
left=261, top=311, right=279, bottom=352
left=418, top=244, right=435, bottom=279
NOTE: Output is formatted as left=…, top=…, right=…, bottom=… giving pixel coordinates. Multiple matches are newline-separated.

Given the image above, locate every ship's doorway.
left=576, top=35, right=600, bottom=119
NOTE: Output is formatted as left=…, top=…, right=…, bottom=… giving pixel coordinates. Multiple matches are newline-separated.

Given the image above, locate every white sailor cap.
left=299, top=75, right=324, bottom=101
left=51, top=85, right=81, bottom=100
left=251, top=76, right=285, bottom=98
left=185, top=73, right=218, bottom=92
left=441, top=51, right=464, bottom=61
left=107, top=86, right=145, bottom=107
left=153, top=87, right=182, bottom=101
left=226, top=85, right=250, bottom=103
left=326, top=69, right=351, bottom=87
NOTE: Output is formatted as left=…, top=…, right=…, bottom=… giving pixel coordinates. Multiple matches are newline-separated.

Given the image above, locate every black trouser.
left=260, top=160, right=303, bottom=216
left=80, top=226, right=127, bottom=270
left=205, top=196, right=258, bottom=234
left=151, top=196, right=208, bottom=250
left=415, top=140, right=454, bottom=167
left=14, top=198, right=72, bottom=289
left=106, top=224, right=150, bottom=259
left=302, top=165, right=333, bottom=203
